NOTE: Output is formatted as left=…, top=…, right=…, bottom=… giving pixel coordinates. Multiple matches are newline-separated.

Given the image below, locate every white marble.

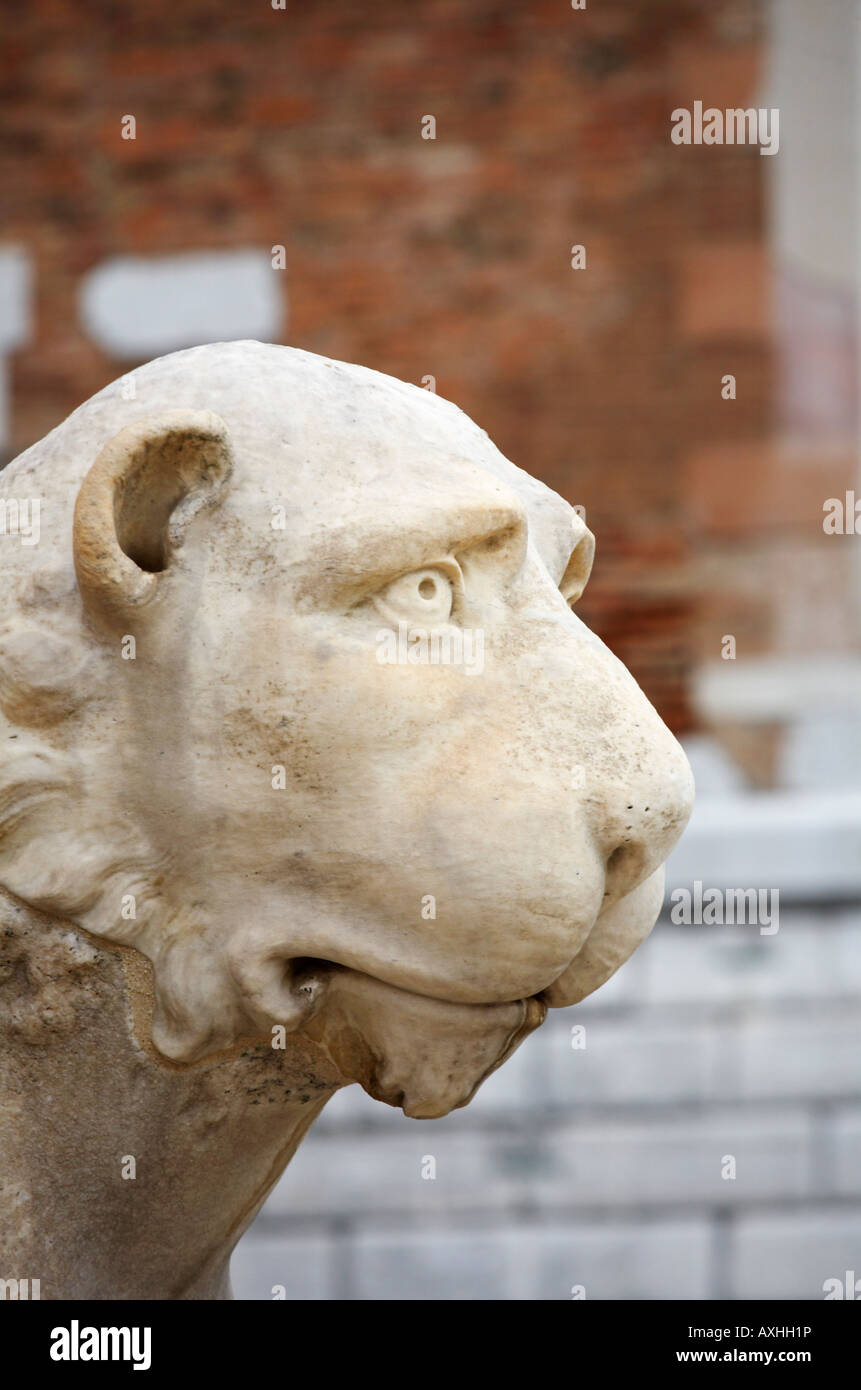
left=0, top=342, right=692, bottom=1297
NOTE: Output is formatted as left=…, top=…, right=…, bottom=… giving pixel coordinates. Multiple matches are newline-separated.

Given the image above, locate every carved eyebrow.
left=558, top=526, right=595, bottom=604
left=303, top=496, right=528, bottom=602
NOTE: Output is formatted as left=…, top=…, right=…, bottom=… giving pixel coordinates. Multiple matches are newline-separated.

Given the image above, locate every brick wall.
left=232, top=905, right=861, bottom=1300
left=1, top=0, right=792, bottom=733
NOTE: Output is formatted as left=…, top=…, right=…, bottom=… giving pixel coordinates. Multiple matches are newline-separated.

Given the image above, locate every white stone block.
left=230, top=1231, right=336, bottom=1300
left=730, top=1209, right=861, bottom=1299
left=349, top=1218, right=712, bottom=1299
left=80, top=248, right=284, bottom=358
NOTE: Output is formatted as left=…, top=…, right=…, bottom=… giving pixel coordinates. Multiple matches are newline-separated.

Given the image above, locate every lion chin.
left=304, top=965, right=546, bottom=1119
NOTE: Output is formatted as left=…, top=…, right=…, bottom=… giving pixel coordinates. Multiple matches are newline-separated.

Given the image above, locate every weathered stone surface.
left=0, top=342, right=692, bottom=1297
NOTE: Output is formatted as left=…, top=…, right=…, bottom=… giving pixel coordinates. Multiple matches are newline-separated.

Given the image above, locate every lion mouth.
left=283, top=867, right=663, bottom=1117
left=537, top=866, right=666, bottom=1008
left=296, top=958, right=546, bottom=1118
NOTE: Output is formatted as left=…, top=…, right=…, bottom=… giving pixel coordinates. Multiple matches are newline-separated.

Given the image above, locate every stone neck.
left=0, top=893, right=342, bottom=1299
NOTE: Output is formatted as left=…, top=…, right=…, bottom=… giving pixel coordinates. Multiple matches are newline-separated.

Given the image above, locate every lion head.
left=0, top=342, right=693, bottom=1117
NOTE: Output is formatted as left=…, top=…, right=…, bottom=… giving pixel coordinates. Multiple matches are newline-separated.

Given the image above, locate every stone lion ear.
left=73, top=409, right=233, bottom=624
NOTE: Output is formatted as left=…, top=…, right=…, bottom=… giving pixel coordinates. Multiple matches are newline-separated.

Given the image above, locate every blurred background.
left=3, top=0, right=860, bottom=1298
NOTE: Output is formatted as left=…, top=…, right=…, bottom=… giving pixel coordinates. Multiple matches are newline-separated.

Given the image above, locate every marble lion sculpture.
left=0, top=341, right=693, bottom=1298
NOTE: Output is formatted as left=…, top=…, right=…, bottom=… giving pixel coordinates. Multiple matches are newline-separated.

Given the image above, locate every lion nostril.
left=607, top=846, right=627, bottom=875
left=604, top=842, right=648, bottom=900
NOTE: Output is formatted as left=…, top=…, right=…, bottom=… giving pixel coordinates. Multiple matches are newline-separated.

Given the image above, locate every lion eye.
left=375, top=567, right=454, bottom=625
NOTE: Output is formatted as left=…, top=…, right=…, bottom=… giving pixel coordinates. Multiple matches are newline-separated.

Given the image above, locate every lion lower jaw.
left=302, top=965, right=546, bottom=1119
